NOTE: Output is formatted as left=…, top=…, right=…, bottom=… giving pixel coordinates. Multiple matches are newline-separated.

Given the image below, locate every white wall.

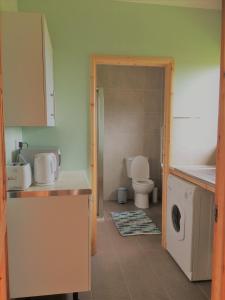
left=5, top=128, right=22, bottom=163
left=171, top=67, right=219, bottom=165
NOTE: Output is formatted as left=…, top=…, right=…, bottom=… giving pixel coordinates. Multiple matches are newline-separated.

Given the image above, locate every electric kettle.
left=34, top=153, right=57, bottom=185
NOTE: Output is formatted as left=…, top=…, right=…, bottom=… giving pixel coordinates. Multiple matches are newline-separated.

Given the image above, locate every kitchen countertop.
left=8, top=171, right=92, bottom=198
left=169, top=165, right=216, bottom=193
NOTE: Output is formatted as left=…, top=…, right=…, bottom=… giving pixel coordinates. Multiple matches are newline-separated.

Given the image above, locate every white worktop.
left=29, top=170, right=90, bottom=191
left=171, top=165, right=216, bottom=185
left=8, top=170, right=92, bottom=198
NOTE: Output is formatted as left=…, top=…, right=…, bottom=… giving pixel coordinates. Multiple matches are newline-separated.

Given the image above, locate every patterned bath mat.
left=111, top=210, right=161, bottom=237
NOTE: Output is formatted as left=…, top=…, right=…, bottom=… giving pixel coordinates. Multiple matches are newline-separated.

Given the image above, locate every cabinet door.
left=1, top=12, right=46, bottom=126
left=42, top=17, right=55, bottom=126
left=7, top=195, right=90, bottom=298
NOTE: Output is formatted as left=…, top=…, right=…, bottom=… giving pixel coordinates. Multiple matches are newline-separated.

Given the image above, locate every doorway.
left=96, top=64, right=165, bottom=218
left=90, top=55, right=174, bottom=252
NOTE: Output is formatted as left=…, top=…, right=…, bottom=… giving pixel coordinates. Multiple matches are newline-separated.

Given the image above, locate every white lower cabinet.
left=7, top=195, right=91, bottom=298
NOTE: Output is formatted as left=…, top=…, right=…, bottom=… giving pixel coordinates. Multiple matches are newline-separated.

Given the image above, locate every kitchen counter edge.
left=169, top=167, right=215, bottom=193
left=7, top=170, right=92, bottom=198
left=8, top=188, right=92, bottom=198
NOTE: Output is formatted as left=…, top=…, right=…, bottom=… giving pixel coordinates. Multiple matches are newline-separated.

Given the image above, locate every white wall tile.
left=98, top=65, right=164, bottom=201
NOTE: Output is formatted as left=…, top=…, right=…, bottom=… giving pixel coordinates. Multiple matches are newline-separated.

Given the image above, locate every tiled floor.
left=88, top=201, right=211, bottom=300
left=20, top=200, right=211, bottom=300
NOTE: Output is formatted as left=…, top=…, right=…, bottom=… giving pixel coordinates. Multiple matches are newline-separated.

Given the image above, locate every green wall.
left=0, top=0, right=17, bottom=11
left=18, top=0, right=221, bottom=171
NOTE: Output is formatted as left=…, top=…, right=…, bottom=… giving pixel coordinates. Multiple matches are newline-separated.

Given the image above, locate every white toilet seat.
left=132, top=178, right=154, bottom=193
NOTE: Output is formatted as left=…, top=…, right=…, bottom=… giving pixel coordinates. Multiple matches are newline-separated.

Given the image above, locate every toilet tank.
left=125, top=157, right=135, bottom=178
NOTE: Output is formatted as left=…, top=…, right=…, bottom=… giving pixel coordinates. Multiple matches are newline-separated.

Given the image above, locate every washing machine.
left=166, top=175, right=214, bottom=281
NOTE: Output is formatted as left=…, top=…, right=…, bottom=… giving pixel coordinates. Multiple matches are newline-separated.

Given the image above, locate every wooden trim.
left=90, top=55, right=174, bottom=253
left=0, top=239, right=8, bottom=300
left=90, top=57, right=97, bottom=255
left=211, top=1, right=225, bottom=299
left=161, top=63, right=174, bottom=247
left=92, top=55, right=174, bottom=67
left=0, top=207, right=6, bottom=263
left=169, top=168, right=215, bottom=193
left=0, top=23, right=9, bottom=300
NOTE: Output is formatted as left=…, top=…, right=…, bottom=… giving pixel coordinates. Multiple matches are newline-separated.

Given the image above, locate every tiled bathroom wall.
left=97, top=65, right=164, bottom=201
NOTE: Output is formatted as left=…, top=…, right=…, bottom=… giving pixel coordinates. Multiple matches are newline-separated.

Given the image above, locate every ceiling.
left=115, top=0, right=221, bottom=10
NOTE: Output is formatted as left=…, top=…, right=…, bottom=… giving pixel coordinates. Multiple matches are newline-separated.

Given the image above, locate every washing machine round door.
left=171, top=204, right=185, bottom=241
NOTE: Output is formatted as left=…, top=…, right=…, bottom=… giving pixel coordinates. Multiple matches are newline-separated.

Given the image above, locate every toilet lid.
left=131, top=156, right=149, bottom=179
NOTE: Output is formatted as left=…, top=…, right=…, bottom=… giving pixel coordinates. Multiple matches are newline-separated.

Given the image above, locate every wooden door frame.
left=90, top=55, right=174, bottom=253
left=211, top=1, right=225, bottom=299
left=0, top=31, right=8, bottom=300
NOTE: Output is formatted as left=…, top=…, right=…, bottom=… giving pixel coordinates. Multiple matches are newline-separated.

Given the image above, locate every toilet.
left=126, top=156, right=154, bottom=209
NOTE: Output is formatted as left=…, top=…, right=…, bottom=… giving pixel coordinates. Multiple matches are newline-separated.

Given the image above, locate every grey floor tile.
left=91, top=216, right=131, bottom=300
left=197, top=282, right=212, bottom=299
left=78, top=292, right=92, bottom=300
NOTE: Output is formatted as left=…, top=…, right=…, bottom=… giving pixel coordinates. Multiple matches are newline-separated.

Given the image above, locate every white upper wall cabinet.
left=1, top=12, right=55, bottom=127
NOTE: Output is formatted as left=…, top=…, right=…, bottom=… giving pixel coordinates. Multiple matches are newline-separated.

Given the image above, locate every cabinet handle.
left=50, top=114, right=54, bottom=117
left=50, top=93, right=54, bottom=97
